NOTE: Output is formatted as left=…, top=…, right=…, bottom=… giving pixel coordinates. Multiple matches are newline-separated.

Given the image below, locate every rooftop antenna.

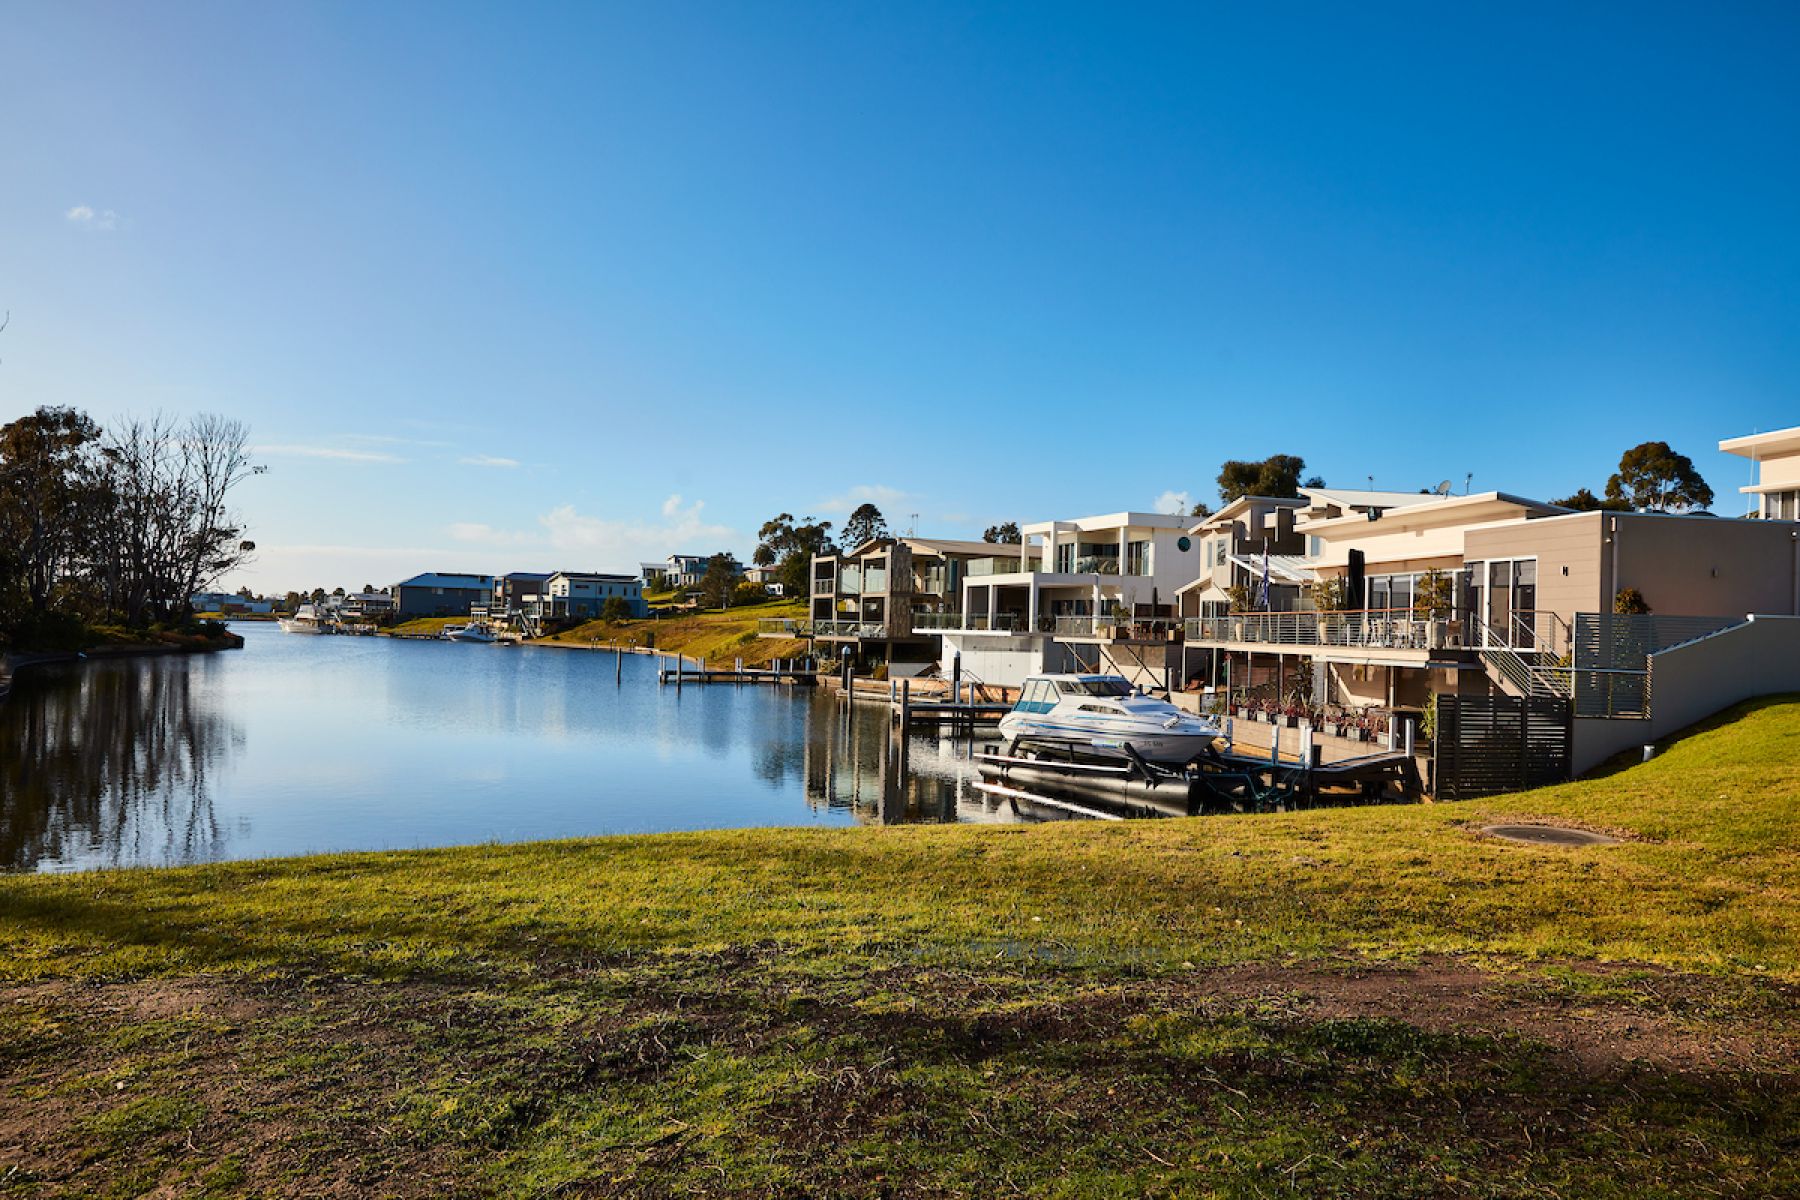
left=908, top=512, right=918, bottom=537
left=1367, top=474, right=1375, bottom=490
left=1464, top=472, right=1474, bottom=496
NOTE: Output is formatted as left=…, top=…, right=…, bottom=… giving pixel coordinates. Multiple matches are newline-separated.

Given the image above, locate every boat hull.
left=998, top=714, right=1220, bottom=764
left=277, top=620, right=325, bottom=635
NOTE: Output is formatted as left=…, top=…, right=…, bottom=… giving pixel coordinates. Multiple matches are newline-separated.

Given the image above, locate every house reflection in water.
left=798, top=696, right=1023, bottom=826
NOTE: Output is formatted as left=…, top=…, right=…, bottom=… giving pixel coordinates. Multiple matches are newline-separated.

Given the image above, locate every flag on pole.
left=1256, top=546, right=1271, bottom=610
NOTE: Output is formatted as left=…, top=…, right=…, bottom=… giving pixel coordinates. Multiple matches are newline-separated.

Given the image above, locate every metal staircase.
left=1477, top=614, right=1573, bottom=700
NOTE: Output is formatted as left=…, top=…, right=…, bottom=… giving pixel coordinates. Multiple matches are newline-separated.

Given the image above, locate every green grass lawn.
left=1, top=699, right=1796, bottom=1197
left=386, top=616, right=468, bottom=637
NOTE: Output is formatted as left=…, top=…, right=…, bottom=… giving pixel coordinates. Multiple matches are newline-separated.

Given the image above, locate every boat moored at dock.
left=998, top=674, right=1222, bottom=764
left=277, top=604, right=328, bottom=635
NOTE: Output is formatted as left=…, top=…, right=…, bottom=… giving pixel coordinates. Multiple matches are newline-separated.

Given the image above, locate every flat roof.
left=1023, top=511, right=1191, bottom=535
left=1301, top=486, right=1457, bottom=510
left=1297, top=491, right=1566, bottom=535
left=840, top=535, right=1038, bottom=558
left=1720, top=425, right=1800, bottom=459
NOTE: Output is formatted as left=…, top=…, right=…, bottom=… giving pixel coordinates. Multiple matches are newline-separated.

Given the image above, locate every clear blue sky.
left=3, top=2, right=1796, bottom=592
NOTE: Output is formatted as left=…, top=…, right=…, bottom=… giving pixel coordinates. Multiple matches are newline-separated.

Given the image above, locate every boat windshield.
left=1059, top=678, right=1134, bottom=698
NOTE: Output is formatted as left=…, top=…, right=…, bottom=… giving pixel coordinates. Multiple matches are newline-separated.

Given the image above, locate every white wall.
left=939, top=634, right=1048, bottom=688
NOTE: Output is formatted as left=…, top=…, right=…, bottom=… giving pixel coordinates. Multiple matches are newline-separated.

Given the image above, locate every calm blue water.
left=0, top=623, right=1007, bottom=872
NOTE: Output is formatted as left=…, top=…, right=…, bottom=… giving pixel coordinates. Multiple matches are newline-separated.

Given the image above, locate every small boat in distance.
left=277, top=604, right=329, bottom=635
left=999, top=674, right=1222, bottom=764
left=442, top=622, right=497, bottom=643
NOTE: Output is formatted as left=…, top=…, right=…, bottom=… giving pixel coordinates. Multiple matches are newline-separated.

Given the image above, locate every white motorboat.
left=442, top=622, right=497, bottom=643
left=277, top=604, right=329, bottom=635
left=999, top=674, right=1222, bottom=764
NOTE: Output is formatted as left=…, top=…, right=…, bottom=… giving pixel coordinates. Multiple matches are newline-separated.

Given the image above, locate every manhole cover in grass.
left=1482, top=823, right=1620, bottom=847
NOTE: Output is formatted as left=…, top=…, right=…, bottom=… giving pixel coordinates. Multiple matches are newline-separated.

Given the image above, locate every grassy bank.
left=1, top=700, right=1796, bottom=1196
left=540, top=599, right=808, bottom=667
left=386, top=616, right=468, bottom=637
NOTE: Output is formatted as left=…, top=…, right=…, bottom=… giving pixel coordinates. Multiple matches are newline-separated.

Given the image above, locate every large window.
left=1466, top=557, right=1539, bottom=645
left=1126, top=540, right=1152, bottom=576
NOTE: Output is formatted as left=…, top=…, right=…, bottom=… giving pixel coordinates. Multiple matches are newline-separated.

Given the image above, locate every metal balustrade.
left=908, top=612, right=1029, bottom=633
left=808, top=619, right=886, bottom=638
left=1184, top=609, right=1466, bottom=650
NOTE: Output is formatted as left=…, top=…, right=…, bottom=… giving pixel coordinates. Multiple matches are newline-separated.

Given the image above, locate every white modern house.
left=1721, top=424, right=1800, bottom=520
left=919, top=511, right=1198, bottom=688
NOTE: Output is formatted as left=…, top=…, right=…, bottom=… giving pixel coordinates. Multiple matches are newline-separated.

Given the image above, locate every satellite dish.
left=1434, top=480, right=1453, bottom=496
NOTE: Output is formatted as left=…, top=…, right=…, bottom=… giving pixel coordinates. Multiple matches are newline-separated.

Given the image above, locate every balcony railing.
left=809, top=619, right=887, bottom=638
left=1185, top=609, right=1470, bottom=651
left=1052, top=615, right=1185, bottom=640
left=965, top=557, right=1042, bottom=577
left=910, top=612, right=1038, bottom=634
left=757, top=618, right=804, bottom=637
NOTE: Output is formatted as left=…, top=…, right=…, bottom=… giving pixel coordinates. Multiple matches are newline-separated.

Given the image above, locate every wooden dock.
left=897, top=700, right=1012, bottom=726
left=658, top=657, right=816, bottom=686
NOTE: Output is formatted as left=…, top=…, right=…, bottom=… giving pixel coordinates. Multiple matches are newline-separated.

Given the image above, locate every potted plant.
left=1414, top=569, right=1454, bottom=648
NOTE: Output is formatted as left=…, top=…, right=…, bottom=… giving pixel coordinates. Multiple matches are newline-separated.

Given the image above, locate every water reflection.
left=0, top=627, right=1028, bottom=874
left=0, top=657, right=240, bottom=870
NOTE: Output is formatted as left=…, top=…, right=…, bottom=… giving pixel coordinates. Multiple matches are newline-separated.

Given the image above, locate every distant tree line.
left=0, top=406, right=260, bottom=647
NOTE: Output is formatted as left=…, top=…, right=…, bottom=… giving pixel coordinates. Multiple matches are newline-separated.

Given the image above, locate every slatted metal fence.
left=1433, top=694, right=1572, bottom=800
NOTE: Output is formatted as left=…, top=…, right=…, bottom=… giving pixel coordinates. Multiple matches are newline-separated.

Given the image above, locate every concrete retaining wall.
left=1572, top=615, right=1800, bottom=773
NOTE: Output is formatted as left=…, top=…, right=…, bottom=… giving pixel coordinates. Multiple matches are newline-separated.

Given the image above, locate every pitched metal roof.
left=395, top=572, right=494, bottom=589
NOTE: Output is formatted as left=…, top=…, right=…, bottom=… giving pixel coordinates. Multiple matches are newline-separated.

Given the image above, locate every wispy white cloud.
left=540, top=495, right=737, bottom=562
left=439, top=495, right=739, bottom=568
left=1154, top=489, right=1192, bottom=516
left=256, top=443, right=404, bottom=464
left=458, top=454, right=520, bottom=468
left=66, top=204, right=119, bottom=231
left=817, top=483, right=910, bottom=514
left=341, top=432, right=452, bottom=449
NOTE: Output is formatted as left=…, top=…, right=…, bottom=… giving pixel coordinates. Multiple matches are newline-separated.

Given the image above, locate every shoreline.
left=0, top=632, right=245, bottom=702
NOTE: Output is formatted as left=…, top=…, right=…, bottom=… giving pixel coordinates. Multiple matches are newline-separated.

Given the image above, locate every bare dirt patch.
left=1, top=956, right=1795, bottom=1197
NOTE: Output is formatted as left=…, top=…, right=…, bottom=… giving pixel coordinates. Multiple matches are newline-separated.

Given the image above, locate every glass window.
left=1390, top=575, right=1413, bottom=613
left=1062, top=677, right=1134, bottom=697
left=1127, top=540, right=1152, bottom=576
